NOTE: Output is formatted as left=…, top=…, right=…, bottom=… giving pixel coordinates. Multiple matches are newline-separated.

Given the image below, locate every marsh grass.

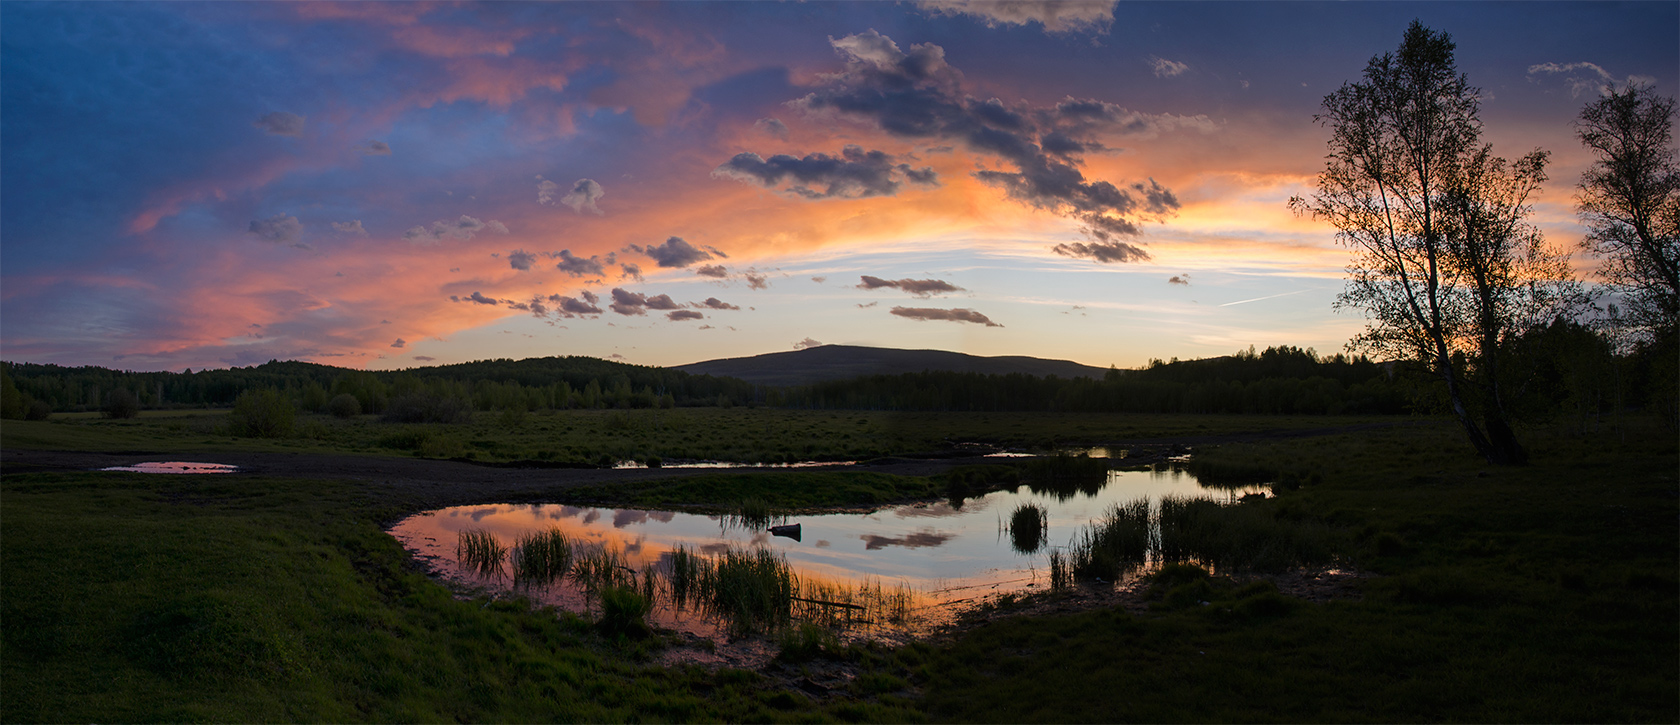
left=720, top=497, right=783, bottom=531
left=571, top=545, right=635, bottom=594
left=1156, top=493, right=1336, bottom=571
left=1065, top=497, right=1153, bottom=582
left=701, top=546, right=797, bottom=635
left=666, top=544, right=707, bottom=610
left=1005, top=502, right=1049, bottom=553
left=509, top=528, right=573, bottom=586
left=795, top=577, right=915, bottom=629
left=456, top=529, right=506, bottom=578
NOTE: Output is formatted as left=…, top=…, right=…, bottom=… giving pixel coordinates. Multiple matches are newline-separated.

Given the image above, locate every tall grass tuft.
left=456, top=529, right=507, bottom=578
left=509, top=528, right=573, bottom=586
left=666, top=544, right=708, bottom=610
left=795, top=576, right=914, bottom=629
left=1006, top=502, right=1050, bottom=553
left=702, top=546, right=797, bottom=635
left=571, top=545, right=634, bottom=594
left=1065, top=497, right=1152, bottom=582
left=596, top=586, right=652, bottom=638
left=1048, top=548, right=1071, bottom=590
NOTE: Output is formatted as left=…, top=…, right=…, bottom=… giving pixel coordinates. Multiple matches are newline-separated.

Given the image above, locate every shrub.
left=327, top=393, right=361, bottom=419
left=103, top=389, right=140, bottom=419
left=597, top=586, right=652, bottom=638
left=228, top=389, right=294, bottom=438
left=25, top=400, right=51, bottom=420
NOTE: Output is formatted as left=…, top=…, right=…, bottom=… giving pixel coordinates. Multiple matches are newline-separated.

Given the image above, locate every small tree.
left=1291, top=22, right=1576, bottom=465
left=327, top=393, right=362, bottom=419
left=229, top=389, right=295, bottom=438
left=1575, top=83, right=1680, bottom=337
left=103, top=389, right=140, bottom=419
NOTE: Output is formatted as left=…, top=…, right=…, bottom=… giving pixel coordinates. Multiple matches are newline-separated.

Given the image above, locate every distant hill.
left=673, top=344, right=1112, bottom=387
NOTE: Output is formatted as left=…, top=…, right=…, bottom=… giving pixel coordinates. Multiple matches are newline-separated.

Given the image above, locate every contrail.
left=1218, top=288, right=1313, bottom=307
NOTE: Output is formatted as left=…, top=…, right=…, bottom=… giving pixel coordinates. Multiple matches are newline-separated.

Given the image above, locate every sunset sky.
left=3, top=1, right=1675, bottom=372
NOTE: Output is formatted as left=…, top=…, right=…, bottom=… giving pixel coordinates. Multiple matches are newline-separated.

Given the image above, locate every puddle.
left=98, top=461, right=239, bottom=474
left=389, top=465, right=1266, bottom=643
left=613, top=459, right=858, bottom=470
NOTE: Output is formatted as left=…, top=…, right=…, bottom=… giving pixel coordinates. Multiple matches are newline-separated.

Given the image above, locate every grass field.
left=3, top=412, right=1674, bottom=721
left=2, top=408, right=1394, bottom=464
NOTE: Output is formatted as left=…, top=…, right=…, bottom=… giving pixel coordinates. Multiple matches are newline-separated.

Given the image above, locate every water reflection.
left=388, top=465, right=1267, bottom=638
left=99, top=461, right=238, bottom=474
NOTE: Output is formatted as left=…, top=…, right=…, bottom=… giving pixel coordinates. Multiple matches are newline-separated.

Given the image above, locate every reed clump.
left=1007, top=502, right=1050, bottom=553
left=703, top=546, right=797, bottom=635
left=1157, top=493, right=1335, bottom=571
left=510, top=528, right=573, bottom=586
left=571, top=545, right=635, bottom=594
left=1066, top=497, right=1152, bottom=582
left=456, top=529, right=507, bottom=578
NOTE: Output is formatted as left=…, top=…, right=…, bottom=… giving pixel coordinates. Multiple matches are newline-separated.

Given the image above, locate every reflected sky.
left=392, top=465, right=1266, bottom=603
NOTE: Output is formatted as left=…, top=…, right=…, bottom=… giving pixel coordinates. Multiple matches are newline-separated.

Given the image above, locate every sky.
left=2, top=1, right=1675, bottom=372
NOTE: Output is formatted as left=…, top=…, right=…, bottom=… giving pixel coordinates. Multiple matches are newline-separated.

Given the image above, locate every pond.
left=389, top=464, right=1269, bottom=640
left=99, top=461, right=239, bottom=474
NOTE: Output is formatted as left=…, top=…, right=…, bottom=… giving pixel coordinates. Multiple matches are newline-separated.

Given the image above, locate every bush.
left=228, top=389, right=295, bottom=438
left=597, top=586, right=652, bottom=638
left=25, top=400, right=51, bottom=421
left=103, top=389, right=140, bottom=419
left=327, top=393, right=361, bottom=419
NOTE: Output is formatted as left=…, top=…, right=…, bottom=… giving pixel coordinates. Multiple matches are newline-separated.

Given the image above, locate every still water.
left=99, top=461, right=239, bottom=474
left=390, top=465, right=1268, bottom=636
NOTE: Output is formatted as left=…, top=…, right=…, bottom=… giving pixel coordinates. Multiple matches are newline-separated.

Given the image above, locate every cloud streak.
left=889, top=306, right=1002, bottom=327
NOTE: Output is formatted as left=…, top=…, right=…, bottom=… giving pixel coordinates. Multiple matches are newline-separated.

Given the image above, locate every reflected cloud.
left=862, top=530, right=953, bottom=550
left=613, top=509, right=650, bottom=528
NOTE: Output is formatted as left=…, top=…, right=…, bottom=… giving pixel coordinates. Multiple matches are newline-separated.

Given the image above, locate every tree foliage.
left=1290, top=21, right=1578, bottom=464
left=1575, top=82, right=1680, bottom=336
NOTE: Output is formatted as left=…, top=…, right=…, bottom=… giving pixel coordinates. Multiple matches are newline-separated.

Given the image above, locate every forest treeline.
left=0, top=356, right=756, bottom=418
left=0, top=318, right=1656, bottom=424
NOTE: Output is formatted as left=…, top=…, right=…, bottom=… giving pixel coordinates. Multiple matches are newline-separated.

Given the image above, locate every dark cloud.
left=794, top=337, right=823, bottom=350
left=811, top=276, right=827, bottom=283
left=792, top=30, right=1205, bottom=250
left=620, top=263, right=643, bottom=282
left=609, top=287, right=648, bottom=316
left=413, top=356, right=436, bottom=362
left=254, top=111, right=304, bottom=137
left=754, top=117, right=790, bottom=139
left=713, top=144, right=938, bottom=199
left=857, top=275, right=964, bottom=296
left=580, top=290, right=599, bottom=304
left=525, top=296, right=549, bottom=317
left=644, top=294, right=681, bottom=310
left=391, top=338, right=406, bottom=348
left=553, top=249, right=606, bottom=277
left=548, top=294, right=603, bottom=316
left=404, top=215, right=508, bottom=245
left=857, top=301, right=879, bottom=308
left=331, top=220, right=368, bottom=236
left=627, top=236, right=715, bottom=268
left=248, top=214, right=302, bottom=244
left=507, top=250, right=537, bottom=271
left=743, top=270, right=769, bottom=289
left=1168, top=274, right=1191, bottom=286
left=464, top=291, right=500, bottom=305
left=890, top=306, right=1002, bottom=327
left=362, top=140, right=391, bottom=156
left=667, top=310, right=704, bottom=321
left=695, top=264, right=729, bottom=278
left=560, top=178, right=605, bottom=214
left=699, top=297, right=740, bottom=310
left=1052, top=239, right=1151, bottom=263
left=918, top=0, right=1115, bottom=33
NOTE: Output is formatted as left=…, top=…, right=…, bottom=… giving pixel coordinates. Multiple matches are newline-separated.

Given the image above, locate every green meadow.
left=3, top=412, right=1675, bottom=722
